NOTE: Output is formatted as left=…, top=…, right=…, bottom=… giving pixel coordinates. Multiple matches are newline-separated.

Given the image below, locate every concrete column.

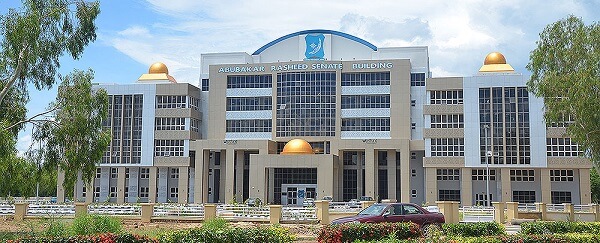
left=317, top=163, right=334, bottom=201
left=117, top=167, right=126, bottom=204
left=364, top=148, right=377, bottom=199
left=387, top=150, right=397, bottom=200
left=178, top=167, right=189, bottom=204
left=564, top=203, right=574, bottom=221
left=540, top=169, right=551, bottom=204
left=357, top=152, right=364, bottom=197
left=141, top=203, right=154, bottom=223
left=249, top=164, right=266, bottom=201
left=225, top=149, right=235, bottom=203
left=235, top=150, right=245, bottom=202
left=535, top=202, right=547, bottom=221
left=436, top=201, right=459, bottom=223
left=501, top=169, right=512, bottom=202
left=492, top=202, right=505, bottom=223
left=461, top=167, right=473, bottom=206
left=315, top=200, right=330, bottom=225
left=269, top=205, right=282, bottom=224
left=75, top=203, right=88, bottom=217
left=14, top=203, right=28, bottom=221
left=506, top=202, right=519, bottom=222
left=400, top=145, right=410, bottom=203
left=204, top=204, right=217, bottom=221
left=425, top=168, right=437, bottom=206
left=57, top=168, right=65, bottom=203
left=580, top=169, right=592, bottom=204
left=194, top=150, right=209, bottom=203
left=148, top=167, right=158, bottom=203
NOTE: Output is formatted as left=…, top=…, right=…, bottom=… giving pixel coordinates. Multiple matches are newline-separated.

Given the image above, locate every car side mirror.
left=383, top=211, right=391, bottom=218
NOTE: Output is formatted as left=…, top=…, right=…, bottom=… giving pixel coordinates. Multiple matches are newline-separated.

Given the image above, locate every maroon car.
left=331, top=203, right=445, bottom=233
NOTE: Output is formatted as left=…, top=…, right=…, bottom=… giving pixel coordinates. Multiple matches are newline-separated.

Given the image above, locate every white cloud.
left=16, top=134, right=32, bottom=157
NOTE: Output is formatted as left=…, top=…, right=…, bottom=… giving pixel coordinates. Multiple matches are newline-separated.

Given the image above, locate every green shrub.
left=71, top=214, right=123, bottom=236
left=6, top=232, right=156, bottom=243
left=201, top=217, right=229, bottom=231
left=520, top=221, right=600, bottom=235
left=43, top=219, right=69, bottom=237
left=442, top=222, right=505, bottom=237
left=317, top=222, right=420, bottom=243
left=157, top=224, right=295, bottom=243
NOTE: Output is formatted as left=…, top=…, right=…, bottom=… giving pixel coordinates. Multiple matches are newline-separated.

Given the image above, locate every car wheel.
left=422, top=224, right=441, bottom=238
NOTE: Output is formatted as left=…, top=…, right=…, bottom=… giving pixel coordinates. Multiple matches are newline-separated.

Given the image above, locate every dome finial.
left=149, top=62, right=169, bottom=74
left=479, top=52, right=514, bottom=73
left=281, top=139, right=314, bottom=155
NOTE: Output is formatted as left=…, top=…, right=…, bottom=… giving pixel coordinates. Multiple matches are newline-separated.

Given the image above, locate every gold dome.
left=281, top=139, right=314, bottom=155
left=149, top=62, right=169, bottom=74
left=479, top=52, right=514, bottom=73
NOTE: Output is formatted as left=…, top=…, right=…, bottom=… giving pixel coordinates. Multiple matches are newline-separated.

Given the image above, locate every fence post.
left=564, top=203, right=574, bottom=222
left=492, top=202, right=505, bottom=224
left=361, top=201, right=376, bottom=209
left=436, top=201, right=459, bottom=223
left=269, top=205, right=282, bottom=224
left=141, top=203, right=155, bottom=223
left=74, top=202, right=89, bottom=217
left=14, top=203, right=28, bottom=221
left=535, top=202, right=547, bottom=221
left=204, top=204, right=217, bottom=221
left=315, top=200, right=330, bottom=225
left=381, top=199, right=397, bottom=203
left=591, top=204, right=600, bottom=222
left=506, top=202, right=519, bottom=222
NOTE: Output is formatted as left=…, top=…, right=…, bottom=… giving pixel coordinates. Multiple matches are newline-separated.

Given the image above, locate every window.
left=472, top=169, right=496, bottom=181
left=155, top=117, right=185, bottom=131
left=410, top=73, right=426, bottom=86
left=343, top=169, right=358, bottom=201
left=170, top=168, right=179, bottom=179
left=226, top=119, right=272, bottom=133
left=201, top=78, right=209, bottom=91
left=411, top=169, right=417, bottom=177
left=510, top=170, right=535, bottom=182
left=190, top=118, right=200, bottom=133
left=551, top=191, right=572, bottom=204
left=188, top=97, right=200, bottom=110
left=103, top=94, right=143, bottom=165
left=403, top=204, right=423, bottom=215
left=547, top=138, right=581, bottom=157
left=125, top=168, right=130, bottom=179
left=430, top=115, right=464, bottom=128
left=341, top=95, right=390, bottom=109
left=170, top=187, right=179, bottom=198
left=227, top=97, right=272, bottom=111
left=82, top=187, right=86, bottom=198
left=154, top=140, right=185, bottom=157
left=411, top=100, right=416, bottom=107
left=341, top=72, right=390, bottom=86
left=139, top=187, right=149, bottom=198
left=227, top=75, right=272, bottom=88
left=411, top=122, right=416, bottom=130
left=550, top=170, right=574, bottom=182
left=437, top=169, right=460, bottom=180
left=156, top=95, right=186, bottom=109
left=475, top=193, right=492, bottom=206
left=411, top=189, right=417, bottom=198
left=438, top=190, right=461, bottom=201
left=513, top=191, right=536, bottom=203
left=94, top=187, right=100, bottom=199
left=430, top=90, right=463, bottom=104
left=140, top=168, right=150, bottom=179
left=341, top=118, right=390, bottom=131
left=111, top=168, right=118, bottom=179
left=411, top=152, right=417, bottom=160
left=96, top=168, right=101, bottom=179
left=431, top=138, right=464, bottom=156
left=109, top=187, right=117, bottom=198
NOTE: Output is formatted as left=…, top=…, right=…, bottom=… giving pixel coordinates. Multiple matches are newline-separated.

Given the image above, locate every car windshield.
left=358, top=204, right=387, bottom=216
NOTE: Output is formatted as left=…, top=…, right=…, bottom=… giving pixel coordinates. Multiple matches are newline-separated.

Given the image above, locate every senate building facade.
left=61, top=29, right=592, bottom=206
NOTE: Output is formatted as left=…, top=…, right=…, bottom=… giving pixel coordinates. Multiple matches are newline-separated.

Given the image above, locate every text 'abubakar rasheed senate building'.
left=62, top=29, right=592, bottom=206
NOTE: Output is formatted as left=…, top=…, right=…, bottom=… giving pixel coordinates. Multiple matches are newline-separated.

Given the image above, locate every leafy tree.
left=527, top=15, right=600, bottom=165
left=32, top=69, right=110, bottom=194
left=592, top=167, right=600, bottom=203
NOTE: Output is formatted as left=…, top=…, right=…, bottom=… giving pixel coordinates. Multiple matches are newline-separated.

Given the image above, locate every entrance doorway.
left=281, top=184, right=317, bottom=206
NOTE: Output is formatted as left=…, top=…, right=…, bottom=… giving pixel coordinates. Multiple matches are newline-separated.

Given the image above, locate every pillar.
left=148, top=167, right=158, bottom=203
left=461, top=168, right=473, bottom=206
left=492, top=202, right=505, bottom=223
left=57, top=168, right=65, bottom=203
left=315, top=200, right=330, bottom=225
left=178, top=167, right=189, bottom=204
left=540, top=169, right=551, bottom=204
left=591, top=204, right=600, bottom=222
left=535, top=202, right=547, bottom=221
left=235, top=150, right=245, bottom=202
left=564, top=203, right=574, bottom=222
left=400, top=146, right=411, bottom=203
left=14, top=203, right=28, bottom=221
left=501, top=169, right=511, bottom=202
left=425, top=168, right=437, bottom=206
left=317, top=162, right=335, bottom=201
left=580, top=169, right=592, bottom=204
left=140, top=203, right=154, bottom=223
left=364, top=148, right=377, bottom=199
left=387, top=150, right=397, bottom=200
left=75, top=203, right=88, bottom=217
left=506, top=202, right=519, bottom=222
left=194, top=150, right=209, bottom=203
left=436, top=201, right=459, bottom=223
left=117, top=167, right=126, bottom=204
left=249, top=164, right=266, bottom=201
left=204, top=204, right=217, bottom=221
left=269, top=205, right=282, bottom=224
left=361, top=200, right=376, bottom=209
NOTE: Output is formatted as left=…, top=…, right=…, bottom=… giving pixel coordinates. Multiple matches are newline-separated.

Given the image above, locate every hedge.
left=353, top=233, right=599, bottom=243
left=317, top=222, right=421, bottom=243
left=520, top=221, right=600, bottom=235
left=157, top=224, right=295, bottom=243
left=442, top=222, right=506, bottom=237
left=6, top=233, right=157, bottom=243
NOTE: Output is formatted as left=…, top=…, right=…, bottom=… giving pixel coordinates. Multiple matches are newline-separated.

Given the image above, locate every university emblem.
left=305, top=34, right=325, bottom=60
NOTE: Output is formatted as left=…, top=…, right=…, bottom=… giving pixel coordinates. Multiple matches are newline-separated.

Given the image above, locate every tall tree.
left=527, top=15, right=600, bottom=165
left=32, top=69, right=110, bottom=193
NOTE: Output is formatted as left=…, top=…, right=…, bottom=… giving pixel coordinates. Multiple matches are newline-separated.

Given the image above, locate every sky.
left=2, top=0, right=600, bottom=155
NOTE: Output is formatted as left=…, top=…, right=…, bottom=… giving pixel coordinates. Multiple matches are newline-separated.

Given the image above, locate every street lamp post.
left=483, top=124, right=491, bottom=207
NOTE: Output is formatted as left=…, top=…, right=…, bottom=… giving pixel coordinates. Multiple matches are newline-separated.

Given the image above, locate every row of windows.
left=510, top=169, right=534, bottom=182
left=341, top=72, right=390, bottom=86
left=550, top=169, right=574, bottom=182
left=513, top=191, right=535, bottom=203
left=154, top=140, right=184, bottom=157
left=227, top=75, right=272, bottom=89
left=437, top=169, right=460, bottom=181
left=341, top=95, right=390, bottom=109
left=472, top=169, right=496, bottom=181
left=103, top=95, right=143, bottom=164
left=410, top=73, right=426, bottom=87
left=156, top=95, right=186, bottom=109
left=226, top=119, right=272, bottom=133
left=226, top=97, right=272, bottom=111
left=430, top=138, right=464, bottom=157
left=547, top=138, right=581, bottom=157
left=155, top=117, right=185, bottom=131
left=438, top=190, right=461, bottom=201
left=341, top=118, right=390, bottom=131
left=430, top=115, right=464, bottom=128
left=190, top=118, right=200, bottom=133
left=430, top=90, right=463, bottom=105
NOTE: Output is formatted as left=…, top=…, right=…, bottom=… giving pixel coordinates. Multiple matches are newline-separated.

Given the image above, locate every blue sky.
left=2, top=0, right=600, bottom=154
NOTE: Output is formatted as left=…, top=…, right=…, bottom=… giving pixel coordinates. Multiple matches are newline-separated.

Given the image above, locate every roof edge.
left=252, top=29, right=377, bottom=55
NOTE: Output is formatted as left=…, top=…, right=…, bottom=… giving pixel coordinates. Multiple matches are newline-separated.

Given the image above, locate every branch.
left=3, top=106, right=58, bottom=131
left=0, top=44, right=29, bottom=105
